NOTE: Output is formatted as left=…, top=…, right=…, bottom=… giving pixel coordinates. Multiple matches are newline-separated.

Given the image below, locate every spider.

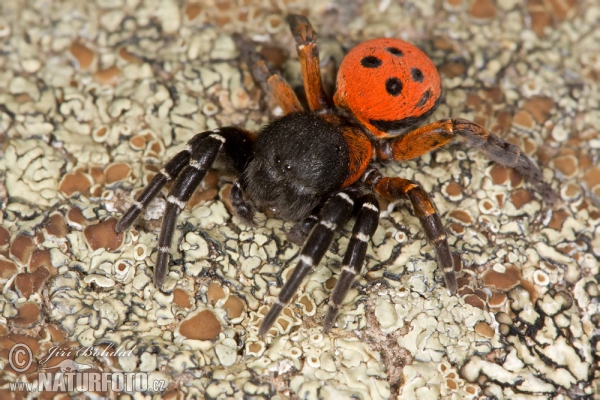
left=114, top=15, right=556, bottom=336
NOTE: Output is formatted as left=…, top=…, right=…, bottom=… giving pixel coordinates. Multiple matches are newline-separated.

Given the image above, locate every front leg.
left=366, top=170, right=458, bottom=295
left=115, top=127, right=255, bottom=288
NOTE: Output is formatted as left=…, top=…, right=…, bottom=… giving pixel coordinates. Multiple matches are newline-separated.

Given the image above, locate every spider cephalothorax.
left=115, top=15, right=556, bottom=336
left=244, top=113, right=350, bottom=222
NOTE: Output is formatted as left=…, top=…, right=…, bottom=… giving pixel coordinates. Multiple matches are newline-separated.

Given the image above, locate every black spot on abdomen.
left=385, top=77, right=403, bottom=96
left=386, top=47, right=403, bottom=56
left=361, top=56, right=382, bottom=68
left=411, top=68, right=424, bottom=82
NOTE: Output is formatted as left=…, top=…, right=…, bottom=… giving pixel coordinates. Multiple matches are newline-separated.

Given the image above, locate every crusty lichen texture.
left=0, top=0, right=599, bottom=399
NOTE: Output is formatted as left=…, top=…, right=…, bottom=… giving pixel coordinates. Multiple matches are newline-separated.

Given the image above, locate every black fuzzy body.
left=244, top=113, right=350, bottom=221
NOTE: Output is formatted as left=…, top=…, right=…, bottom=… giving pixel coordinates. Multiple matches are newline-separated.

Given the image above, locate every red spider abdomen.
left=334, top=38, right=442, bottom=138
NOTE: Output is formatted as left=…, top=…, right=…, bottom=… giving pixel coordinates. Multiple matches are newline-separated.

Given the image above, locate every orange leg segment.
left=234, top=34, right=303, bottom=115
left=377, top=118, right=556, bottom=203
left=366, top=170, right=458, bottom=295
left=287, top=14, right=332, bottom=112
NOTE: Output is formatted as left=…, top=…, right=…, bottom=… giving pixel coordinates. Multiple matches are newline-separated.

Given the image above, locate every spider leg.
left=230, top=180, right=255, bottom=225
left=323, top=193, right=379, bottom=332
left=376, top=118, right=557, bottom=203
left=234, top=34, right=303, bottom=115
left=286, top=14, right=332, bottom=112
left=259, top=190, right=358, bottom=336
left=116, top=127, right=254, bottom=233
left=154, top=133, right=226, bottom=287
left=366, top=170, right=458, bottom=295
left=115, top=133, right=210, bottom=233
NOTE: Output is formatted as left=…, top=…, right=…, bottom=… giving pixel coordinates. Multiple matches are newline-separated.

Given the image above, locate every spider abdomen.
left=244, top=112, right=350, bottom=221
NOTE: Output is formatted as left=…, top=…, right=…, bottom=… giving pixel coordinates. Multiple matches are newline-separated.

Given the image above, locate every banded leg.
left=376, top=118, right=556, bottom=203
left=154, top=133, right=226, bottom=287
left=366, top=171, right=458, bottom=295
left=323, top=194, right=380, bottom=332
left=115, top=133, right=210, bottom=233
left=234, top=34, right=303, bottom=115
left=259, top=190, right=358, bottom=336
left=115, top=127, right=254, bottom=234
left=286, top=14, right=332, bottom=112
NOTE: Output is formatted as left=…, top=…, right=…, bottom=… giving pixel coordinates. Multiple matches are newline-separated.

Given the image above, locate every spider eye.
left=284, top=164, right=292, bottom=172
left=274, top=156, right=282, bottom=164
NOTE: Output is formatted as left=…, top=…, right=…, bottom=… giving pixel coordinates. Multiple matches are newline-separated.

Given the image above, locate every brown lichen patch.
left=118, top=47, right=141, bottom=63
left=173, top=288, right=193, bottom=308
left=46, top=324, right=67, bottom=343
left=105, top=162, right=131, bottom=185
left=129, top=135, right=147, bottom=150
left=547, top=0, right=579, bottom=20
left=11, top=302, right=41, bottom=327
left=464, top=294, right=485, bottom=309
left=0, top=258, right=18, bottom=280
left=520, top=279, right=538, bottom=302
left=206, top=282, right=226, bottom=305
left=59, top=172, right=92, bottom=196
left=449, top=210, right=473, bottom=224
left=30, top=249, right=55, bottom=275
left=179, top=310, right=221, bottom=341
left=547, top=209, right=569, bottom=230
left=553, top=155, right=578, bottom=177
left=69, top=41, right=95, bottom=69
left=186, top=188, right=218, bottom=209
left=490, top=164, right=509, bottom=185
left=15, top=267, right=50, bottom=298
left=512, top=110, right=535, bottom=130
left=248, top=342, right=262, bottom=353
left=443, top=181, right=462, bottom=197
left=446, top=378, right=458, bottom=390
left=474, top=321, right=494, bottom=338
left=94, top=66, right=121, bottom=85
left=489, top=292, right=507, bottom=308
left=89, top=166, right=105, bottom=184
left=449, top=223, right=465, bottom=235
left=474, top=289, right=488, bottom=302
left=298, top=294, right=314, bottom=314
left=583, top=167, right=600, bottom=188
left=67, top=207, right=89, bottom=228
left=510, top=189, right=533, bottom=209
left=522, top=96, right=554, bottom=124
left=469, top=0, right=496, bottom=19
left=439, top=61, right=466, bottom=78
left=185, top=2, right=202, bottom=20
left=565, top=183, right=581, bottom=199
left=0, top=226, right=10, bottom=248
left=10, top=234, right=35, bottom=265
left=223, top=295, right=245, bottom=319
left=44, top=213, right=68, bottom=239
left=482, top=265, right=521, bottom=291
left=325, top=277, right=337, bottom=290
left=84, top=218, right=123, bottom=251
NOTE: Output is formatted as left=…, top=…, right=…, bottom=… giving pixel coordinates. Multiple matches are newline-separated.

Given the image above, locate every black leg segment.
left=154, top=132, right=225, bottom=287
left=259, top=190, right=358, bottom=336
left=323, top=194, right=380, bottom=332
